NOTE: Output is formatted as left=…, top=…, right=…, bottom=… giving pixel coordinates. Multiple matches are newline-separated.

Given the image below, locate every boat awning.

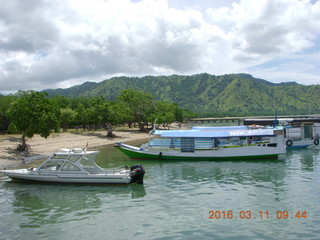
left=192, top=126, right=248, bottom=130
left=153, top=129, right=276, bottom=138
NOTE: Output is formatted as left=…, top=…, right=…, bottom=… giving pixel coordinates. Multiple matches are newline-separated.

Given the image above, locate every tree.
left=148, top=101, right=177, bottom=129
left=7, top=91, right=60, bottom=151
left=103, top=101, right=128, bottom=137
left=0, top=94, right=17, bottom=133
left=90, top=96, right=127, bottom=137
left=59, top=108, right=76, bottom=131
left=118, top=89, right=155, bottom=131
left=75, top=103, right=93, bottom=131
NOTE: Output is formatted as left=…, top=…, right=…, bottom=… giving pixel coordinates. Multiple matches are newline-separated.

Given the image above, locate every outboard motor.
left=130, top=164, right=145, bottom=184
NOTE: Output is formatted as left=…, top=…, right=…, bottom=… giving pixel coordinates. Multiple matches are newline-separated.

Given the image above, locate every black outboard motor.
left=130, top=164, right=145, bottom=184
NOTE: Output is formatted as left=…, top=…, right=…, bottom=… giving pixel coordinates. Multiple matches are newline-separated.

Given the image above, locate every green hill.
left=45, top=73, right=320, bottom=116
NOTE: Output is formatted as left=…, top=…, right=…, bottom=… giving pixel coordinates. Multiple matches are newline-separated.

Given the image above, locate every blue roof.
left=153, top=129, right=275, bottom=138
left=192, top=126, right=247, bottom=130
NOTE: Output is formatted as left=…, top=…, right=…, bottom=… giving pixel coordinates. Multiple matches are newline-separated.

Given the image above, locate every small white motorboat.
left=0, top=148, right=145, bottom=185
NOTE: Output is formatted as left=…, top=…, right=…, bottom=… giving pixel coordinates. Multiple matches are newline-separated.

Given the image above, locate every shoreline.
left=0, top=129, right=149, bottom=169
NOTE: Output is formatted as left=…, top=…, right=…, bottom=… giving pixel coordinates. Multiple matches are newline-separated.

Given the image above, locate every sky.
left=0, top=0, right=320, bottom=94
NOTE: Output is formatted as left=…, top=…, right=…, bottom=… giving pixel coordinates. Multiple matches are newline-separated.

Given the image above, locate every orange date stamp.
left=208, top=210, right=307, bottom=220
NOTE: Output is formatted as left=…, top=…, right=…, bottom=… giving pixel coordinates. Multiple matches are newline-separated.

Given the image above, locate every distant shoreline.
left=0, top=128, right=149, bottom=169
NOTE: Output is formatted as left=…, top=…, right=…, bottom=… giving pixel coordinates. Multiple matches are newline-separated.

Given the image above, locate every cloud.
left=0, top=0, right=319, bottom=93
left=248, top=50, right=320, bottom=85
left=225, top=0, right=320, bottom=60
left=207, top=0, right=320, bottom=83
left=0, top=0, right=59, bottom=53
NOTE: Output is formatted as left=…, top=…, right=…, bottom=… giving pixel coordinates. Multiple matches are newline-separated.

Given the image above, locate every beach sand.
left=0, top=128, right=149, bottom=169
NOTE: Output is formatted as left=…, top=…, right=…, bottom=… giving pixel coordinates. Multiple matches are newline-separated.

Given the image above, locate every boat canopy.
left=54, top=148, right=99, bottom=155
left=192, top=126, right=247, bottom=130
left=153, top=129, right=275, bottom=138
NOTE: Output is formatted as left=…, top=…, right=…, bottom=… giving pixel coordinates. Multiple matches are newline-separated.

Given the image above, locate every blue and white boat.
left=278, top=124, right=320, bottom=148
left=192, top=124, right=320, bottom=149
left=115, top=128, right=286, bottom=160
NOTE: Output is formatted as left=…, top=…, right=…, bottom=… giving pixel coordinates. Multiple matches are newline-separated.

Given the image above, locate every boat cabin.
left=37, top=148, right=104, bottom=174
left=146, top=129, right=280, bottom=153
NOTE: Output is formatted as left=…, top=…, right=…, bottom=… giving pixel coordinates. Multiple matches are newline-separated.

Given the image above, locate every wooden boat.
left=280, top=124, right=320, bottom=148
left=0, top=148, right=145, bottom=184
left=115, top=128, right=286, bottom=160
left=193, top=125, right=320, bottom=149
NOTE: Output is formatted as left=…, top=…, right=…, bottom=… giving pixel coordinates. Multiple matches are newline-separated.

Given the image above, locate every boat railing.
left=313, top=125, right=320, bottom=138
left=4, top=169, right=31, bottom=174
left=101, top=168, right=130, bottom=175
left=53, top=148, right=99, bottom=154
left=148, top=137, right=273, bottom=151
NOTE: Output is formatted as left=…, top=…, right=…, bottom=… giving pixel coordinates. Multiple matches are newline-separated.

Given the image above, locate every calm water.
left=1, top=140, right=320, bottom=240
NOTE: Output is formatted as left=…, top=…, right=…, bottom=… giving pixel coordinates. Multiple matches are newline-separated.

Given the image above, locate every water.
left=1, top=141, right=320, bottom=240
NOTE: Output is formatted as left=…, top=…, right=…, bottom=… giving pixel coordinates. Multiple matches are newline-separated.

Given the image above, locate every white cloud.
left=227, top=0, right=320, bottom=60
left=0, top=0, right=319, bottom=93
left=249, top=51, right=320, bottom=85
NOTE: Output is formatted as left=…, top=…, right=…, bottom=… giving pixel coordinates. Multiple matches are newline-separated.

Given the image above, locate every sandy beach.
left=0, top=128, right=149, bottom=169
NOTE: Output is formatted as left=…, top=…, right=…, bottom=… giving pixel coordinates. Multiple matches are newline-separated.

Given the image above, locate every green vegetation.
left=45, top=73, right=320, bottom=116
left=0, top=94, right=17, bottom=133
left=7, top=91, right=60, bottom=151
left=1, top=89, right=192, bottom=151
left=1, top=73, right=319, bottom=152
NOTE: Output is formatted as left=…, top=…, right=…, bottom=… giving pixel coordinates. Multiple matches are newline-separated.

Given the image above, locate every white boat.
left=0, top=148, right=145, bottom=184
left=192, top=125, right=320, bottom=149
left=115, top=128, right=286, bottom=160
left=280, top=124, right=320, bottom=148
left=243, top=119, right=320, bottom=149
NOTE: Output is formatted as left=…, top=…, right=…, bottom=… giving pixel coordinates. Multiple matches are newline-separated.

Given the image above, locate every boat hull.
left=1, top=169, right=132, bottom=185
left=116, top=143, right=285, bottom=161
left=285, top=138, right=318, bottom=149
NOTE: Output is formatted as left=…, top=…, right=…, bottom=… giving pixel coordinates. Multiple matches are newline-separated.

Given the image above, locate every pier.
left=188, top=115, right=320, bottom=126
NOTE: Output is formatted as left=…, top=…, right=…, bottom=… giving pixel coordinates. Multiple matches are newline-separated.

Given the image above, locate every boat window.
left=169, top=138, right=175, bottom=148
left=80, top=157, right=94, bottom=167
left=304, top=125, right=312, bottom=138
left=181, top=137, right=195, bottom=152
left=39, top=160, right=64, bottom=171
left=195, top=138, right=215, bottom=149
left=67, top=155, right=82, bottom=162
left=267, top=143, right=277, bottom=147
left=61, top=162, right=81, bottom=171
left=52, top=154, right=68, bottom=159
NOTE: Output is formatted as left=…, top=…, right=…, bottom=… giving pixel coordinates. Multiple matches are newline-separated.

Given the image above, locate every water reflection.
left=1, top=181, right=146, bottom=227
left=1, top=142, right=319, bottom=240
left=148, top=159, right=286, bottom=186
left=286, top=147, right=320, bottom=170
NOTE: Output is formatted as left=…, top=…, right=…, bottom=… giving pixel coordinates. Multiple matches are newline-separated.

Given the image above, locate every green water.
left=1, top=141, right=320, bottom=240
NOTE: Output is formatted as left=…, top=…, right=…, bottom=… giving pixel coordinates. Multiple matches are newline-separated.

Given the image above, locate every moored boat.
left=243, top=118, right=320, bottom=149
left=280, top=124, right=320, bottom=148
left=115, top=128, right=286, bottom=160
left=193, top=125, right=320, bottom=149
left=0, top=148, right=145, bottom=184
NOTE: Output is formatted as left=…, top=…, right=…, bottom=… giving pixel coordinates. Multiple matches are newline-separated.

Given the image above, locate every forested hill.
left=45, top=73, right=320, bottom=116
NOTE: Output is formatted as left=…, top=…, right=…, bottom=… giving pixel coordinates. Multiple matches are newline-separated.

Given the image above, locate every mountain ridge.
left=44, top=73, right=320, bottom=116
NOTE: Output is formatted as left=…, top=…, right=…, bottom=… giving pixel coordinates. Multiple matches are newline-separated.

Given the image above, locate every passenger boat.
left=243, top=118, right=320, bottom=149
left=115, top=128, right=286, bottom=160
left=193, top=125, right=320, bottom=149
left=0, top=148, right=145, bottom=184
left=279, top=124, right=320, bottom=148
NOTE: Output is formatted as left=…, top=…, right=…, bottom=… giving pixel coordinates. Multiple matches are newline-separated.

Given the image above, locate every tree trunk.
left=17, top=133, right=29, bottom=151
left=139, top=122, right=146, bottom=132
left=106, top=124, right=116, bottom=137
